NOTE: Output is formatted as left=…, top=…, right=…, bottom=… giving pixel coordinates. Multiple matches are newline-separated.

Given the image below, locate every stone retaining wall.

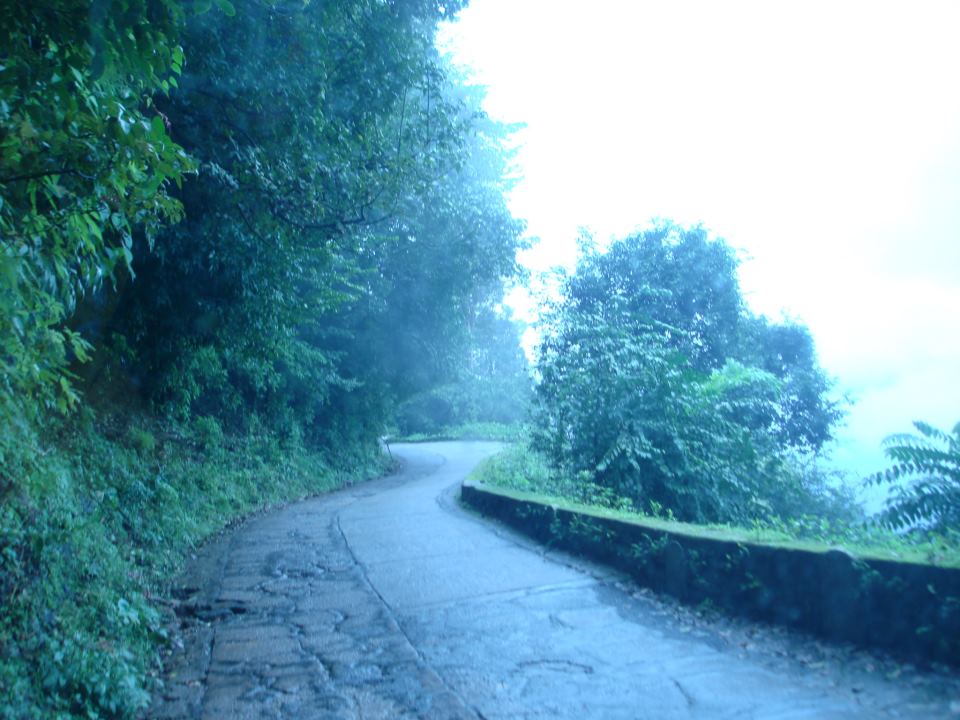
left=461, top=481, right=960, bottom=665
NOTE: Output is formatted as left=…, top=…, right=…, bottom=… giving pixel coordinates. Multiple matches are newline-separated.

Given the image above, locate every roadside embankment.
left=0, top=409, right=389, bottom=720
left=461, top=480, right=960, bottom=665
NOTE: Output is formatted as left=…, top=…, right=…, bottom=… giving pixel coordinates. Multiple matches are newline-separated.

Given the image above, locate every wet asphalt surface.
left=150, top=441, right=960, bottom=719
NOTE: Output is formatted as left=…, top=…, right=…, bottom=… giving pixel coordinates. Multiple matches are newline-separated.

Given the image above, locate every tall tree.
left=533, top=222, right=842, bottom=523
left=105, top=0, right=500, bottom=448
left=0, top=0, right=192, bottom=427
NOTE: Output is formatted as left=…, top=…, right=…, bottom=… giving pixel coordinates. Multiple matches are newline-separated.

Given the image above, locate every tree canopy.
left=0, top=4, right=530, bottom=716
left=1, top=0, right=193, bottom=425
left=532, top=222, right=843, bottom=523
left=1, top=0, right=526, bottom=454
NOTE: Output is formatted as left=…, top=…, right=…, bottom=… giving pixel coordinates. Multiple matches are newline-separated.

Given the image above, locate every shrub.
left=192, top=415, right=224, bottom=452
left=127, top=427, right=157, bottom=456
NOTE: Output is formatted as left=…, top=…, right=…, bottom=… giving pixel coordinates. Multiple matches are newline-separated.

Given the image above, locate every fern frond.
left=871, top=419, right=960, bottom=532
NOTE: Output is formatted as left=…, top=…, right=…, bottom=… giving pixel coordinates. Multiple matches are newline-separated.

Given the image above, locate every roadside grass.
left=0, top=407, right=387, bottom=720
left=469, top=444, right=960, bottom=569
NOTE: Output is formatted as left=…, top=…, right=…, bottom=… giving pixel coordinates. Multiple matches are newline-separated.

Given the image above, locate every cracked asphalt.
left=150, top=441, right=960, bottom=719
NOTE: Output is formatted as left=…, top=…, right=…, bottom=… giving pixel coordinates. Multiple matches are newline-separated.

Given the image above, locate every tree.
left=565, top=223, right=743, bottom=371
left=1, top=0, right=524, bottom=457
left=738, top=316, right=842, bottom=451
left=0, top=4, right=530, bottom=717
left=534, top=296, right=786, bottom=522
left=353, top=76, right=526, bottom=408
left=101, top=0, right=499, bottom=448
left=867, top=421, right=960, bottom=532
left=0, top=0, right=193, bottom=427
left=532, top=222, right=842, bottom=523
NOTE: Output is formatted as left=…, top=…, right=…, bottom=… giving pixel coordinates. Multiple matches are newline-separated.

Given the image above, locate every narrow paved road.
left=152, top=442, right=958, bottom=719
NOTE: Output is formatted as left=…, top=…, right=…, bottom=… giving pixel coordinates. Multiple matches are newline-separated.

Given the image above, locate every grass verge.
left=470, top=444, right=960, bottom=569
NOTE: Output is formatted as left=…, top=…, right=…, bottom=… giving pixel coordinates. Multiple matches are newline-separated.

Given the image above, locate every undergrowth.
left=0, top=407, right=386, bottom=720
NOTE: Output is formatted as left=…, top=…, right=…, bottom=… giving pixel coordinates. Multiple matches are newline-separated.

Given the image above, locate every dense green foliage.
left=393, top=421, right=526, bottom=443
left=532, top=223, right=844, bottom=524
left=868, top=421, right=960, bottom=532
left=1, top=1, right=528, bottom=717
left=100, top=0, right=522, bottom=447
left=0, top=0, right=192, bottom=427
left=1, top=0, right=524, bottom=449
left=0, top=409, right=384, bottom=719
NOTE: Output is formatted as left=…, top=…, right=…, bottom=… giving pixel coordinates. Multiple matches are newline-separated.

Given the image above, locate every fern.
left=867, top=421, right=960, bottom=531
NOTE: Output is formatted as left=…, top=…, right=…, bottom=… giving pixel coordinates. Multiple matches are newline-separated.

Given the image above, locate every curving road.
left=151, top=442, right=958, bottom=719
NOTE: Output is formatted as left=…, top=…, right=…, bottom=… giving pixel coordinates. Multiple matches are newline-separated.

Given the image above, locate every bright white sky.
left=438, top=0, right=960, bottom=486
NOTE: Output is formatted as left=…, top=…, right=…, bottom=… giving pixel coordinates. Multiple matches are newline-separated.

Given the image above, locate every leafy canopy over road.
left=0, top=1, right=527, bottom=717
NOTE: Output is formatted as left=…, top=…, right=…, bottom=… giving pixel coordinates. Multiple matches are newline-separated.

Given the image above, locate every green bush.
left=0, top=0, right=192, bottom=427
left=394, top=373, right=531, bottom=438
left=396, top=391, right=457, bottom=436
left=126, top=427, right=157, bottom=456
left=192, top=415, right=224, bottom=452
left=471, top=443, right=635, bottom=512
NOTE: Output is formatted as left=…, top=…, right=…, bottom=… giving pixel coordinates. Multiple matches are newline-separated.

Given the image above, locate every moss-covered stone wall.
left=461, top=481, right=960, bottom=665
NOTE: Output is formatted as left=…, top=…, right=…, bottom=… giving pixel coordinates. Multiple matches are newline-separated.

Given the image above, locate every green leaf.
left=150, top=115, right=167, bottom=141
